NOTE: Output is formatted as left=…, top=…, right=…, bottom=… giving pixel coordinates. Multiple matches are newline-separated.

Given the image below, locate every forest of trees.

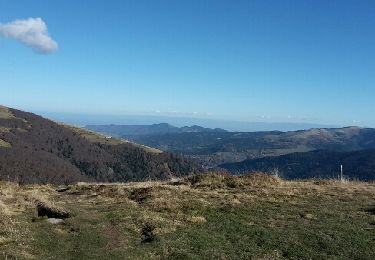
left=0, top=108, right=201, bottom=184
left=221, top=149, right=375, bottom=181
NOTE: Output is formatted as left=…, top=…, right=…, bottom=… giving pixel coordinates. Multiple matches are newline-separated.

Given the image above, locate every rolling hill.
left=220, top=149, right=375, bottom=181
left=0, top=106, right=201, bottom=184
left=86, top=125, right=375, bottom=167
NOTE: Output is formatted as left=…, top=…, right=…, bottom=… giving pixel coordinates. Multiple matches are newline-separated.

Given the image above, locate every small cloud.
left=0, top=17, right=58, bottom=54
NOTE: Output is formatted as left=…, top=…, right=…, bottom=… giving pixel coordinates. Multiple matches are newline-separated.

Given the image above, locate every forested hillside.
left=0, top=106, right=201, bottom=184
left=221, top=149, right=375, bottom=181
left=108, top=127, right=375, bottom=167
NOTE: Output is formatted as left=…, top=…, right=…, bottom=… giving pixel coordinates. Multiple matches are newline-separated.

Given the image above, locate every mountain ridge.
left=85, top=123, right=227, bottom=138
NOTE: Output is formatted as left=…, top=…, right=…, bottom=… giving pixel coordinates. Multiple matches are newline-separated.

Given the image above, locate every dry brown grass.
left=0, top=106, right=14, bottom=119
left=185, top=171, right=280, bottom=189
left=62, top=124, right=128, bottom=145
left=0, top=126, right=11, bottom=133
left=61, top=124, right=162, bottom=153
left=0, top=183, right=71, bottom=258
left=0, top=182, right=34, bottom=258
left=0, top=139, right=11, bottom=148
left=0, top=173, right=374, bottom=259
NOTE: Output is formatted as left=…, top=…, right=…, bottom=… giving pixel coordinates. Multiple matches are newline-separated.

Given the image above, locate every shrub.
left=141, top=223, right=156, bottom=243
left=129, top=187, right=153, bottom=203
left=240, top=172, right=280, bottom=187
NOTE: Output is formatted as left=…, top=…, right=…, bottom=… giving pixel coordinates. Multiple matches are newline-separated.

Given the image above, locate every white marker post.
left=340, top=164, right=343, bottom=182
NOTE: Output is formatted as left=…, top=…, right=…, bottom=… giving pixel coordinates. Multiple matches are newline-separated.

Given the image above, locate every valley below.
left=86, top=124, right=375, bottom=180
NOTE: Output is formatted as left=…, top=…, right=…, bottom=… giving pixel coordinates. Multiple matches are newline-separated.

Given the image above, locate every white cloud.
left=0, top=17, right=58, bottom=54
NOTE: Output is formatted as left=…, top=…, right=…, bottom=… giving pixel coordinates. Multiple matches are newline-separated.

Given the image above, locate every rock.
left=36, top=201, right=70, bottom=219
left=304, top=213, right=315, bottom=219
left=47, top=218, right=63, bottom=224
left=56, top=186, right=71, bottom=193
left=300, top=213, right=316, bottom=220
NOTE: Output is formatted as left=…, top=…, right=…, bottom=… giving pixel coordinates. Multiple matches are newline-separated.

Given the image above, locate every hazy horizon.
left=31, top=109, right=341, bottom=132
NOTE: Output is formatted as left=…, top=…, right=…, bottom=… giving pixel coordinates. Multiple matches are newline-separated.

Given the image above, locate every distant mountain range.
left=85, top=123, right=227, bottom=137
left=40, top=111, right=338, bottom=132
left=0, top=106, right=201, bottom=184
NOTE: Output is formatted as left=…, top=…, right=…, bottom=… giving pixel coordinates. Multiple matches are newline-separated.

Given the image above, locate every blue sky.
left=1, top=0, right=374, bottom=127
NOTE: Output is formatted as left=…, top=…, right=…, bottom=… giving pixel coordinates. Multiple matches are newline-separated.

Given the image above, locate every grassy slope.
left=1, top=174, right=374, bottom=259
left=0, top=106, right=14, bottom=119
left=0, top=106, right=12, bottom=147
left=63, top=124, right=163, bottom=154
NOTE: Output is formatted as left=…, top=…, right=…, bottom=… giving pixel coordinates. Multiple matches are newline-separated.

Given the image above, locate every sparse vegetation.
left=0, top=173, right=374, bottom=259
left=129, top=187, right=153, bottom=203
left=0, top=138, right=11, bottom=148
left=0, top=106, right=14, bottom=119
left=64, top=124, right=163, bottom=153
left=186, top=172, right=280, bottom=189
left=0, top=126, right=11, bottom=133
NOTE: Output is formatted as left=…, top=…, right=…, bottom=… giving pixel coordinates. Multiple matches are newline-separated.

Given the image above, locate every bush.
left=129, top=187, right=152, bottom=203
left=186, top=172, right=238, bottom=189
left=141, top=223, right=156, bottom=243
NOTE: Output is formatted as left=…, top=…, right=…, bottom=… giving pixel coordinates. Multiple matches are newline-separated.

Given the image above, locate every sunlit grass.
left=0, top=174, right=374, bottom=259
left=0, top=106, right=14, bottom=119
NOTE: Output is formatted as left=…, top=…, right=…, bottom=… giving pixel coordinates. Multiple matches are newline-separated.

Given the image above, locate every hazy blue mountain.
left=38, top=111, right=338, bottom=132
left=85, top=123, right=227, bottom=137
